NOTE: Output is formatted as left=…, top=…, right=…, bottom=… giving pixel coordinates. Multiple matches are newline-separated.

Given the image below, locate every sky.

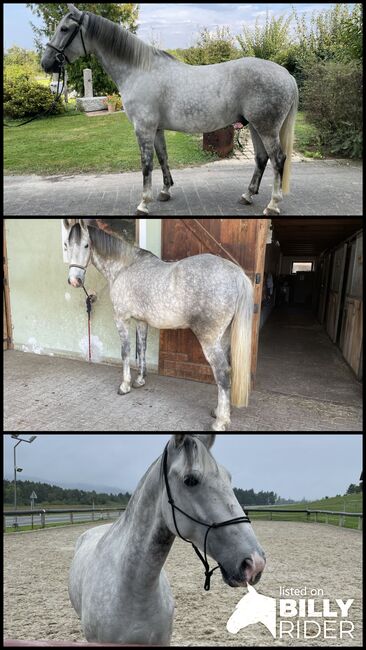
left=3, top=434, right=362, bottom=501
left=4, top=3, right=339, bottom=52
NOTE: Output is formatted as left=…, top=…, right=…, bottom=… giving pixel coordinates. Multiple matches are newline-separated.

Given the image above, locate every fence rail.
left=243, top=507, right=362, bottom=529
left=3, top=507, right=126, bottom=532
left=3, top=506, right=362, bottom=531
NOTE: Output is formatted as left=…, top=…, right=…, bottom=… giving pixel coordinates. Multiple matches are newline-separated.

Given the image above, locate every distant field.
left=246, top=494, right=362, bottom=530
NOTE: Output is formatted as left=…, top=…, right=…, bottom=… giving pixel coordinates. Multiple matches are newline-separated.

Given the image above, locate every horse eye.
left=184, top=475, right=199, bottom=487
left=84, top=244, right=89, bottom=249
left=61, top=27, right=68, bottom=32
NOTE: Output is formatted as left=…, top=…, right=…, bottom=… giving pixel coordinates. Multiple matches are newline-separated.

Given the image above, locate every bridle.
left=46, top=12, right=88, bottom=67
left=162, top=443, right=251, bottom=591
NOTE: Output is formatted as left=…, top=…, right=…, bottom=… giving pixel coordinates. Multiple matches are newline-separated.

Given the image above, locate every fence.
left=243, top=507, right=362, bottom=530
left=3, top=507, right=125, bottom=532
left=3, top=506, right=362, bottom=532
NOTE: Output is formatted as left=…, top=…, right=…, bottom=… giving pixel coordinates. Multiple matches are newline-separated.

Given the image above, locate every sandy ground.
left=4, top=521, right=362, bottom=646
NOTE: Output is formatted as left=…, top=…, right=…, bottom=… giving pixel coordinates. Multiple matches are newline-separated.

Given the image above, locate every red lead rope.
left=82, top=285, right=93, bottom=363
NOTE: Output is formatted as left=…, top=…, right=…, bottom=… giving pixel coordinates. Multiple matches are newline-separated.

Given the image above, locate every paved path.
left=4, top=158, right=362, bottom=216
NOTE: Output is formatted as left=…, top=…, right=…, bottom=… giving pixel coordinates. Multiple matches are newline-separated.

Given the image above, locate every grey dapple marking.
left=64, top=219, right=253, bottom=432
left=68, top=434, right=266, bottom=645
left=41, top=4, right=298, bottom=216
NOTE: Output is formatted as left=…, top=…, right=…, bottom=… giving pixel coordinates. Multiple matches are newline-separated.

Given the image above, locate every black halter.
left=46, top=13, right=87, bottom=66
left=162, top=443, right=251, bottom=591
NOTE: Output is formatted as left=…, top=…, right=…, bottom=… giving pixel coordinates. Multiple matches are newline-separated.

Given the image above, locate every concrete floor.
left=4, top=307, right=362, bottom=431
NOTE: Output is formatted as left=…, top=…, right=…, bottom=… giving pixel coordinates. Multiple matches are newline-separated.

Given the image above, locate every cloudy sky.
left=4, top=3, right=338, bottom=51
left=3, top=434, right=362, bottom=501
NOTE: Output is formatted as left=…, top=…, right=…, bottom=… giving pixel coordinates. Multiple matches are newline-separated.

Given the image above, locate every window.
left=291, top=261, right=313, bottom=274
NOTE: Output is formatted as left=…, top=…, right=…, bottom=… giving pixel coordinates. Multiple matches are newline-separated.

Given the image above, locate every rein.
left=162, top=443, right=251, bottom=591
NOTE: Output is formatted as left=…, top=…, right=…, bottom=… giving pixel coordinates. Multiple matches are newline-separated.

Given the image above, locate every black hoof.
left=158, top=192, right=171, bottom=202
left=132, top=381, right=145, bottom=389
left=136, top=210, right=149, bottom=216
left=117, top=388, right=130, bottom=396
left=238, top=196, right=252, bottom=205
left=210, top=409, right=217, bottom=419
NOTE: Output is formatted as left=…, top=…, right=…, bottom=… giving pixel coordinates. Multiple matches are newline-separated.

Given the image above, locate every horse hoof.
left=136, top=210, right=149, bottom=216
left=211, top=421, right=228, bottom=432
left=132, top=379, right=146, bottom=389
left=263, top=207, right=280, bottom=216
left=210, top=409, right=217, bottom=419
left=118, top=387, right=131, bottom=396
left=158, top=192, right=171, bottom=202
left=239, top=196, right=252, bottom=205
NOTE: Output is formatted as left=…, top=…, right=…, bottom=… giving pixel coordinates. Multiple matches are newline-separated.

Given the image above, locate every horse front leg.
left=135, top=128, right=156, bottom=216
left=116, top=319, right=132, bottom=395
left=154, top=129, right=174, bottom=202
left=133, top=321, right=148, bottom=389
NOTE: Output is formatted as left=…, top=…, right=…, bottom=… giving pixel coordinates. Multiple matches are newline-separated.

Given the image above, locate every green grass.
left=248, top=494, right=362, bottom=530
left=4, top=110, right=218, bottom=175
left=294, top=111, right=323, bottom=158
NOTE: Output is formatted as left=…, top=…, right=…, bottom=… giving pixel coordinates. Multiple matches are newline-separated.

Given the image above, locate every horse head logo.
left=227, top=584, right=277, bottom=638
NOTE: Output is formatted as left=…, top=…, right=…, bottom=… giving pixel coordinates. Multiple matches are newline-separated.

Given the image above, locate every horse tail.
left=231, top=272, right=254, bottom=408
left=280, top=77, right=299, bottom=195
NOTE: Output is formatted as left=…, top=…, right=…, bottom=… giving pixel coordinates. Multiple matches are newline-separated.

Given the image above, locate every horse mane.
left=88, top=227, right=133, bottom=259
left=85, top=12, right=176, bottom=69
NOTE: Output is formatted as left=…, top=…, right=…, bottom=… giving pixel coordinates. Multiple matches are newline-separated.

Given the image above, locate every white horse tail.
left=280, top=77, right=299, bottom=195
left=231, top=273, right=254, bottom=408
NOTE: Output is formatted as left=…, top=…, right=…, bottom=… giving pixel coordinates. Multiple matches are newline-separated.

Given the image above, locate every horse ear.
left=195, top=434, right=216, bottom=450
left=67, top=3, right=79, bottom=16
left=172, top=434, right=187, bottom=448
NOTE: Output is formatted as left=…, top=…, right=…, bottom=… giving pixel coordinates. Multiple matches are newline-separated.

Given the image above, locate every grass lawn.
left=4, top=109, right=218, bottom=175
left=248, top=494, right=362, bottom=530
left=294, top=111, right=323, bottom=158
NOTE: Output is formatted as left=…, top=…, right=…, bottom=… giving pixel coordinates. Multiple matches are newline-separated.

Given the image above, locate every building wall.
left=6, top=218, right=162, bottom=371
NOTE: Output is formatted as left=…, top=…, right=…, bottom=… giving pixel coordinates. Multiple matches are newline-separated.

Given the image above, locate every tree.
left=183, top=27, right=240, bottom=65
left=4, top=46, right=42, bottom=82
left=27, top=3, right=139, bottom=95
left=236, top=12, right=295, bottom=70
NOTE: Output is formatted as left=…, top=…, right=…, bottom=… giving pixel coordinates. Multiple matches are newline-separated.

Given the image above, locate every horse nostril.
left=184, top=475, right=199, bottom=487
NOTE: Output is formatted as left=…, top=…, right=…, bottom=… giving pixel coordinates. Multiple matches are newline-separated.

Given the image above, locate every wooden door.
left=317, top=253, right=331, bottom=324
left=159, top=219, right=268, bottom=386
left=339, top=233, right=363, bottom=378
left=326, top=243, right=347, bottom=342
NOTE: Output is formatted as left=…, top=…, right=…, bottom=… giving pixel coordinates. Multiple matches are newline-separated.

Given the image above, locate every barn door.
left=326, top=243, right=347, bottom=342
left=339, top=232, right=363, bottom=378
left=317, top=253, right=331, bottom=324
left=159, top=219, right=268, bottom=386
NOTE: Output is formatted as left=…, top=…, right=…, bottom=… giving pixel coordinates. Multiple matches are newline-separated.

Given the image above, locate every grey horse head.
left=163, top=434, right=266, bottom=587
left=41, top=4, right=87, bottom=74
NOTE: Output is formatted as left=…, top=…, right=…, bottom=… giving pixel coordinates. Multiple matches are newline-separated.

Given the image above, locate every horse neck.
left=113, top=458, right=175, bottom=589
left=91, top=240, right=138, bottom=284
left=86, top=29, right=138, bottom=89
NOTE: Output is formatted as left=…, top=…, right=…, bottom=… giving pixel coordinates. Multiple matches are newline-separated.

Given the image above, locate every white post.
left=83, top=69, right=93, bottom=97
left=139, top=219, right=147, bottom=249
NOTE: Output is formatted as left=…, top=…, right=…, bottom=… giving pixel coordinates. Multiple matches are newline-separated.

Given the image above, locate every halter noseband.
left=162, top=443, right=251, bottom=591
left=46, top=13, right=87, bottom=66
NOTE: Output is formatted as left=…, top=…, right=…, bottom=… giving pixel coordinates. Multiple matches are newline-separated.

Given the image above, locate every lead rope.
left=81, top=284, right=92, bottom=362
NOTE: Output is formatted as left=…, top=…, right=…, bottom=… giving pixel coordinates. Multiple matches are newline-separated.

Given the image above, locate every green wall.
left=6, top=218, right=162, bottom=371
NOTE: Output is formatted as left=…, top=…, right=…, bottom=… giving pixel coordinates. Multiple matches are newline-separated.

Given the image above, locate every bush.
left=4, top=78, right=65, bottom=119
left=301, top=60, right=362, bottom=158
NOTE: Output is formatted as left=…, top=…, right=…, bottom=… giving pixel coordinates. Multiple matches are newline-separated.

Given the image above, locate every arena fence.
left=3, top=506, right=362, bottom=532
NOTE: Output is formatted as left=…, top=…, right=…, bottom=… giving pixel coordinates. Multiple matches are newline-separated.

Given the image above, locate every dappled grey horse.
left=63, top=219, right=253, bottom=432
left=69, top=434, right=266, bottom=644
left=42, top=4, right=298, bottom=215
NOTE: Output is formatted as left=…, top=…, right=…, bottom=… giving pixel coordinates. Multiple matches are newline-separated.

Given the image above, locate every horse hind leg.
left=154, top=129, right=174, bottom=202
left=239, top=124, right=269, bottom=206
left=259, top=134, right=286, bottom=215
left=198, top=337, right=231, bottom=432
